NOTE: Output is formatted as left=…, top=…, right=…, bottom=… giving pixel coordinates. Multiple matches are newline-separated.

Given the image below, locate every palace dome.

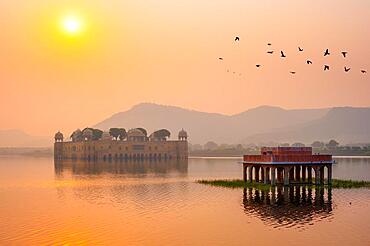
left=101, top=131, right=112, bottom=140
left=178, top=129, right=188, bottom=138
left=73, top=129, right=82, bottom=135
left=70, top=129, right=82, bottom=142
left=82, top=128, right=93, bottom=138
left=54, top=131, right=64, bottom=140
left=127, top=128, right=145, bottom=137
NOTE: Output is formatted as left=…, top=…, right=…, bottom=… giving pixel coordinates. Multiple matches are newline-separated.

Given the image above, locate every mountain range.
left=0, top=129, right=51, bottom=147
left=1, top=103, right=369, bottom=147
left=95, top=103, right=370, bottom=144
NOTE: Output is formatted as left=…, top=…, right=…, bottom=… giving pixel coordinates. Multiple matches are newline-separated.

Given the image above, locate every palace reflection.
left=242, top=186, right=333, bottom=229
left=53, top=159, right=189, bottom=207
left=54, top=158, right=188, bottom=177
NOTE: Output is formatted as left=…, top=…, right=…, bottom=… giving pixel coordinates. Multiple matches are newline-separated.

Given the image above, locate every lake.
left=0, top=156, right=369, bottom=245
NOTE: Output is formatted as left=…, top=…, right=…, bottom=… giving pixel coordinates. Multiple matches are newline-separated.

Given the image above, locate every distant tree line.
left=189, top=139, right=370, bottom=157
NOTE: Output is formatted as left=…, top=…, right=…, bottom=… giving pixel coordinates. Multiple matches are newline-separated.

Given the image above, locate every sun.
left=61, top=16, right=83, bottom=35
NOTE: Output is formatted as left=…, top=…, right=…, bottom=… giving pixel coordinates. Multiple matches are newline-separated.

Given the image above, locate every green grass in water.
left=330, top=179, right=370, bottom=188
left=197, top=179, right=370, bottom=189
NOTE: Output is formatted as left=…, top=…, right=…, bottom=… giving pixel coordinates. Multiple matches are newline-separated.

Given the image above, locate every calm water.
left=0, top=156, right=370, bottom=245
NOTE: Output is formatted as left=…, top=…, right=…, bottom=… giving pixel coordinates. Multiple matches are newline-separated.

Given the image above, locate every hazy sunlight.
left=61, top=15, right=83, bottom=35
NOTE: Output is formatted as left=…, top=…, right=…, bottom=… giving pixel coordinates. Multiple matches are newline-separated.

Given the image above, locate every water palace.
left=54, top=128, right=188, bottom=161
left=243, top=147, right=333, bottom=185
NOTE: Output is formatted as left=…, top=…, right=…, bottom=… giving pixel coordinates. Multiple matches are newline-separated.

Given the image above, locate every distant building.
left=54, top=128, right=188, bottom=161
left=243, top=147, right=333, bottom=185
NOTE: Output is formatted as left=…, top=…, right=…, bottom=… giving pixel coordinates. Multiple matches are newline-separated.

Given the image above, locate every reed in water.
left=197, top=179, right=370, bottom=189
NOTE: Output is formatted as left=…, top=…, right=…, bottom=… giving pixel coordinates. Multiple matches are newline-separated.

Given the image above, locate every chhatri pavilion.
left=242, top=147, right=333, bottom=185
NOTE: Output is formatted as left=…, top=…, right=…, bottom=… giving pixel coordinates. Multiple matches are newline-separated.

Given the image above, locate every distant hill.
left=94, top=103, right=331, bottom=144
left=2, top=104, right=369, bottom=147
left=0, top=129, right=51, bottom=147
left=246, top=107, right=370, bottom=144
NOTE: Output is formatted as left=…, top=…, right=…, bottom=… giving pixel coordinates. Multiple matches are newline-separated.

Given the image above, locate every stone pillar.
left=320, top=166, right=325, bottom=184
left=284, top=167, right=290, bottom=186
left=264, top=167, right=269, bottom=184
left=327, top=164, right=332, bottom=185
left=261, top=167, right=265, bottom=183
left=248, top=166, right=253, bottom=183
left=295, top=165, right=301, bottom=182
left=308, top=166, right=313, bottom=184
left=276, top=168, right=281, bottom=183
left=315, top=167, right=320, bottom=185
left=255, top=166, right=260, bottom=182
left=289, top=167, right=295, bottom=182
left=302, top=166, right=306, bottom=182
left=271, top=167, right=276, bottom=185
left=243, top=165, right=247, bottom=182
left=278, top=168, right=284, bottom=184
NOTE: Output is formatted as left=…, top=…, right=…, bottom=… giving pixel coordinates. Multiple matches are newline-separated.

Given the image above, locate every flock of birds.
left=218, top=36, right=367, bottom=75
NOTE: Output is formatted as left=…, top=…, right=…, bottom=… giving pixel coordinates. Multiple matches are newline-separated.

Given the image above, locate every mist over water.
left=0, top=157, right=369, bottom=245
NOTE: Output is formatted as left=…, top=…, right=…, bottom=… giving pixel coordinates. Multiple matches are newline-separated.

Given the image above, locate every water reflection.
left=54, top=159, right=188, bottom=177
left=242, top=186, right=333, bottom=229
left=53, top=159, right=190, bottom=209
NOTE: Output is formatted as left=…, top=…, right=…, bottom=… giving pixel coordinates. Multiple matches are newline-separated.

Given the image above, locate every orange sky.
left=0, top=0, right=369, bottom=136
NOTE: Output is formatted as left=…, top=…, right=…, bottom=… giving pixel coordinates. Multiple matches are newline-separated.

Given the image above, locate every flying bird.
left=324, top=65, right=330, bottom=71
left=218, top=57, right=223, bottom=60
left=267, top=51, right=274, bottom=54
left=290, top=71, right=296, bottom=74
left=342, top=51, right=347, bottom=58
left=307, top=60, right=313, bottom=65
left=267, top=43, right=272, bottom=46
left=361, top=70, right=367, bottom=73
left=280, top=51, right=286, bottom=58
left=344, top=67, right=350, bottom=72
left=256, top=64, right=261, bottom=68
left=298, top=47, right=303, bottom=52
left=324, top=49, right=330, bottom=56
left=235, top=36, right=240, bottom=41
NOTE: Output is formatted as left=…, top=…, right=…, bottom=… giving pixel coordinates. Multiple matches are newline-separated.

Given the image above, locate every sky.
left=0, top=0, right=369, bottom=136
